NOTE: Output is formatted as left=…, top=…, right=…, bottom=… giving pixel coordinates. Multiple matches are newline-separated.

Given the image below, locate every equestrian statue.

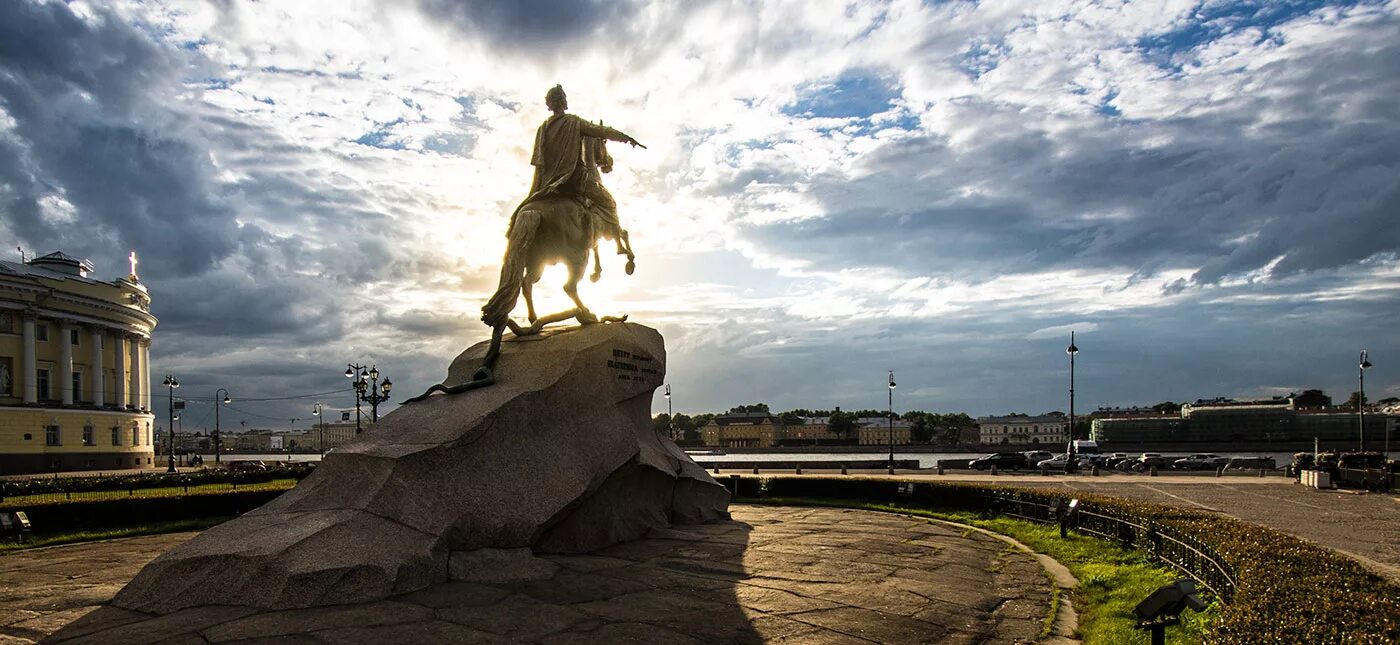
left=409, top=85, right=646, bottom=401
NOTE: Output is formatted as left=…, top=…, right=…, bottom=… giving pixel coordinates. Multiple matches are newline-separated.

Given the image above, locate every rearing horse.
left=424, top=136, right=631, bottom=394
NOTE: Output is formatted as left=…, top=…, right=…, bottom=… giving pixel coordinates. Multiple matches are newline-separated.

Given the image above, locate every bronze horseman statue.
left=411, top=85, right=646, bottom=400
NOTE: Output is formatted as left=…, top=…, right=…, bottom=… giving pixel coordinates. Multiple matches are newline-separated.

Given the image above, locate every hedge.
left=740, top=476, right=1400, bottom=644
left=0, top=463, right=316, bottom=498
left=11, top=488, right=288, bottom=534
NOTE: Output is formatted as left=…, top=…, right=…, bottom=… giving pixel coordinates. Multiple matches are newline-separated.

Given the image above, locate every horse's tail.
left=481, top=208, right=540, bottom=327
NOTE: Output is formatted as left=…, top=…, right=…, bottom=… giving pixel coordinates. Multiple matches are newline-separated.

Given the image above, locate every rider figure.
left=509, top=85, right=644, bottom=250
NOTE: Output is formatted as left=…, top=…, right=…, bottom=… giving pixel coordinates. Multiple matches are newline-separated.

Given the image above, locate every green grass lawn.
left=0, top=478, right=298, bottom=508
left=0, top=516, right=234, bottom=555
left=744, top=497, right=1217, bottom=644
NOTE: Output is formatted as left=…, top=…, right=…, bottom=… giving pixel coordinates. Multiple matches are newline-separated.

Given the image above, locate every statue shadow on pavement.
left=47, top=522, right=762, bottom=643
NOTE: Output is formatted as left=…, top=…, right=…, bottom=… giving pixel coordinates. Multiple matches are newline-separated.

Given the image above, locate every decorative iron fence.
left=988, top=491, right=1237, bottom=603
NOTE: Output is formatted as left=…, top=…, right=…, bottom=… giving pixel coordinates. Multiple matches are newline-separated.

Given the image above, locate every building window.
left=36, top=368, right=51, bottom=400
left=83, top=425, right=95, bottom=446
left=70, top=328, right=80, bottom=345
left=111, top=426, right=121, bottom=446
left=23, top=433, right=32, bottom=440
left=45, top=425, right=60, bottom=445
left=72, top=371, right=83, bottom=401
left=36, top=324, right=49, bottom=342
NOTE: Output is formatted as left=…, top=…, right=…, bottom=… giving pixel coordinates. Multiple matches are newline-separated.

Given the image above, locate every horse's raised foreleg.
left=619, top=229, right=636, bottom=275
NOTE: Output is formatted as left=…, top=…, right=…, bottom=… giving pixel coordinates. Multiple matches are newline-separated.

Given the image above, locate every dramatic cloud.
left=2, top=0, right=1396, bottom=429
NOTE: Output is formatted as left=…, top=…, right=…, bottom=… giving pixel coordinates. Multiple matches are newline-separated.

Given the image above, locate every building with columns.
left=0, top=251, right=157, bottom=473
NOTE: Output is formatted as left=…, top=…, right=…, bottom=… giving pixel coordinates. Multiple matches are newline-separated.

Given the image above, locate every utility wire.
left=153, top=387, right=356, bottom=402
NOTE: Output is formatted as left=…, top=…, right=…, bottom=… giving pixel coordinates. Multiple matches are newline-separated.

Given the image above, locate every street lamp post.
left=312, top=402, right=324, bottom=457
left=1066, top=333, right=1079, bottom=475
left=1359, top=350, right=1371, bottom=452
left=362, top=366, right=392, bottom=423
left=888, top=370, right=897, bottom=475
left=664, top=384, right=673, bottom=440
left=214, top=388, right=230, bottom=466
left=345, top=363, right=367, bottom=433
left=163, top=375, right=179, bottom=473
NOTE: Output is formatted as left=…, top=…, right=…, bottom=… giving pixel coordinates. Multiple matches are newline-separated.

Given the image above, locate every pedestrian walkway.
left=1059, top=480, right=1400, bottom=583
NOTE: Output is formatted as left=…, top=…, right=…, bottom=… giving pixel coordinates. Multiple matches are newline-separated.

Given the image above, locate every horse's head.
left=587, top=135, right=613, bottom=174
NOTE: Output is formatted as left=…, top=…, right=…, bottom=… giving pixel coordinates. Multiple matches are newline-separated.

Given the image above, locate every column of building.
left=21, top=311, right=37, bottom=404
left=89, top=325, right=104, bottom=407
left=128, top=334, right=140, bottom=410
left=58, top=319, right=74, bottom=405
left=113, top=332, right=127, bottom=408
left=140, top=338, right=151, bottom=411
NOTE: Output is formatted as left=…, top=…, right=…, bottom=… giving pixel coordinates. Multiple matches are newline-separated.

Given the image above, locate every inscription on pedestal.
left=609, top=348, right=658, bottom=381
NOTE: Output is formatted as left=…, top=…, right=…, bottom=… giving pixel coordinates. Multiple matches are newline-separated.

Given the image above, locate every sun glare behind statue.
left=512, top=261, right=633, bottom=324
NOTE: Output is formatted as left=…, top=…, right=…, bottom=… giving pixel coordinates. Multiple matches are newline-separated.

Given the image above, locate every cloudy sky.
left=2, top=0, right=1397, bottom=431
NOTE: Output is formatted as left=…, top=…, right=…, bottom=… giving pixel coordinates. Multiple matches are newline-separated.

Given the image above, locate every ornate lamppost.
left=1066, top=333, right=1079, bottom=475
left=1359, top=350, right=1371, bottom=451
left=163, top=375, right=179, bottom=473
left=359, top=365, right=392, bottom=423
left=214, top=388, right=230, bottom=465
left=888, top=370, right=897, bottom=475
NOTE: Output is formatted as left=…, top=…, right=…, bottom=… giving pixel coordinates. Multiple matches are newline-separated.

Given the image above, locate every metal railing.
left=989, top=492, right=1237, bottom=603
left=1335, top=467, right=1397, bottom=492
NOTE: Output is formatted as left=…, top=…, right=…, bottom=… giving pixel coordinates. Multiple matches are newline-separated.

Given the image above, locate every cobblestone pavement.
left=10, top=505, right=1061, bottom=644
left=1057, top=480, right=1400, bottom=582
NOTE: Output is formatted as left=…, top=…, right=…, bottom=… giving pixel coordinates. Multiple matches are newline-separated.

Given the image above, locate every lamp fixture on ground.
left=1133, top=578, right=1207, bottom=645
left=163, top=375, right=179, bottom=473
left=214, top=388, right=230, bottom=466
left=887, top=370, right=897, bottom=475
left=1358, top=350, right=1371, bottom=452
left=1065, top=332, right=1079, bottom=475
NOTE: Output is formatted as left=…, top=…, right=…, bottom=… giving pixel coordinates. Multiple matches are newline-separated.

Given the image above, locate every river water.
left=206, top=450, right=1305, bottom=470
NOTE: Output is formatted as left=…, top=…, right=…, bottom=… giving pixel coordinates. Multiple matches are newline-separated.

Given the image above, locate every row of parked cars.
left=969, top=450, right=1255, bottom=472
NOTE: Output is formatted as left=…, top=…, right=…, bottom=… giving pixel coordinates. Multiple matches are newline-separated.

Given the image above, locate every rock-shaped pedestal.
left=112, top=323, right=729, bottom=614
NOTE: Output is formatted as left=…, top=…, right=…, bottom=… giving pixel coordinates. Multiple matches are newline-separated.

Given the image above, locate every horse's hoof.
left=625, top=260, right=636, bottom=275
left=472, top=366, right=493, bottom=382
left=590, top=272, right=601, bottom=283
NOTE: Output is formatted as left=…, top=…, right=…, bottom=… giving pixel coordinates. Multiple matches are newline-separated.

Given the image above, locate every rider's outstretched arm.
left=578, top=117, right=645, bottom=148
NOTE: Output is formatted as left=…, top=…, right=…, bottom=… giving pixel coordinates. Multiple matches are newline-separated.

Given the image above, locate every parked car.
left=970, top=453, right=1029, bottom=470
left=1036, top=454, right=1095, bottom=470
left=1101, top=453, right=1132, bottom=468
left=1225, top=456, right=1276, bottom=470
left=1132, top=453, right=1173, bottom=471
left=1173, top=454, right=1229, bottom=470
left=1022, top=450, right=1055, bottom=464
left=227, top=460, right=267, bottom=472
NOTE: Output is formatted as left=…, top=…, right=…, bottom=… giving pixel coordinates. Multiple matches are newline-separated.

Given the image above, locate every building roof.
left=708, top=412, right=782, bottom=426
left=976, top=414, right=1066, bottom=425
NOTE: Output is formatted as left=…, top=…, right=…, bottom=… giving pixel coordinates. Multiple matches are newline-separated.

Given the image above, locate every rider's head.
left=545, top=85, right=568, bottom=113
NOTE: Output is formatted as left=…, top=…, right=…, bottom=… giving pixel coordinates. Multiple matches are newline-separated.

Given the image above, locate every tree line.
left=650, top=403, right=978, bottom=443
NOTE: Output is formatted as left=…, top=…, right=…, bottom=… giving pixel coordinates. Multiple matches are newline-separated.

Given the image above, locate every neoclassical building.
left=0, top=251, right=157, bottom=473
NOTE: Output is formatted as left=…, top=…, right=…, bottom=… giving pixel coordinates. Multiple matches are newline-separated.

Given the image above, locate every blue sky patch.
left=1136, top=0, right=1364, bottom=71
left=353, top=118, right=407, bottom=150
left=783, top=71, right=902, bottom=120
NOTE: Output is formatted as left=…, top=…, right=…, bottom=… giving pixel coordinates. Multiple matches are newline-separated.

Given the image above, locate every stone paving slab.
left=9, top=505, right=1062, bottom=644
